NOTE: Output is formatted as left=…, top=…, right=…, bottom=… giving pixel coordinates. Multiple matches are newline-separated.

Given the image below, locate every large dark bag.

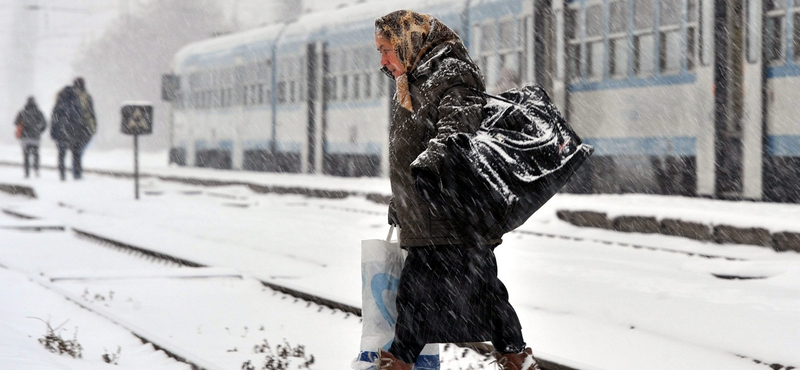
left=420, top=85, right=594, bottom=240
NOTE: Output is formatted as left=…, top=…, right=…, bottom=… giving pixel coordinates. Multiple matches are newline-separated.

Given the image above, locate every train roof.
left=173, top=23, right=286, bottom=71
left=173, top=0, right=471, bottom=70
left=279, top=0, right=469, bottom=49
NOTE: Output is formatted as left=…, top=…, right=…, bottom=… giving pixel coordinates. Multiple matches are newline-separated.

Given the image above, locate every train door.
left=740, top=0, right=767, bottom=200
left=533, top=0, right=553, bottom=93
left=306, top=42, right=326, bottom=174
left=551, top=0, right=569, bottom=112
left=714, top=0, right=763, bottom=199
left=233, top=57, right=246, bottom=170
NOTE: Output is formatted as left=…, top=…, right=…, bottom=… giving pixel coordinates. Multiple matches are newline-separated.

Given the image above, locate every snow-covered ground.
left=2, top=146, right=800, bottom=369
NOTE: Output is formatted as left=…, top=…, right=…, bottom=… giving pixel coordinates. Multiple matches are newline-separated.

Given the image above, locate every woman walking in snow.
left=375, top=10, right=540, bottom=370
left=14, top=97, right=47, bottom=178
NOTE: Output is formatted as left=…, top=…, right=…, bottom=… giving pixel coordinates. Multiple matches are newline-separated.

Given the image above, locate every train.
left=161, top=0, right=800, bottom=203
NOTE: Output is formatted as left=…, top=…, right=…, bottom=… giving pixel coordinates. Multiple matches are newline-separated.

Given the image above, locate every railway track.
left=0, top=171, right=792, bottom=369
left=0, top=205, right=598, bottom=370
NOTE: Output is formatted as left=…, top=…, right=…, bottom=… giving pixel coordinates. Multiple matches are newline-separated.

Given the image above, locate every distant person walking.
left=14, top=97, right=47, bottom=178
left=50, top=86, right=86, bottom=181
left=50, top=78, right=96, bottom=181
left=73, top=77, right=97, bottom=141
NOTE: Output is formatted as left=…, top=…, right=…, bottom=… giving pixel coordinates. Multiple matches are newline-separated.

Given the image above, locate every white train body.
left=164, top=0, right=800, bottom=202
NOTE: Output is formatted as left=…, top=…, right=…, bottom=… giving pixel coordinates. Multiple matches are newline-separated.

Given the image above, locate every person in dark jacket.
left=374, top=10, right=540, bottom=370
left=51, top=85, right=90, bottom=180
left=73, top=77, right=97, bottom=139
left=14, top=97, right=47, bottom=178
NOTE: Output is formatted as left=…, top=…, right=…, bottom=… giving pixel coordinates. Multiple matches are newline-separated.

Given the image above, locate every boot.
left=377, top=349, right=414, bottom=370
left=493, top=348, right=541, bottom=370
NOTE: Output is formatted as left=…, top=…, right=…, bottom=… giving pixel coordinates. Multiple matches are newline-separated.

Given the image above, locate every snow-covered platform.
left=1, top=146, right=800, bottom=370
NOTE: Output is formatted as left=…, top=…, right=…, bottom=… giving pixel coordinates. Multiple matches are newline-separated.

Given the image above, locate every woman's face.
left=375, top=35, right=406, bottom=78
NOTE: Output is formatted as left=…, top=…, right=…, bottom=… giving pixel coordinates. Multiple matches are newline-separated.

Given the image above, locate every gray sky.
left=0, top=0, right=363, bottom=146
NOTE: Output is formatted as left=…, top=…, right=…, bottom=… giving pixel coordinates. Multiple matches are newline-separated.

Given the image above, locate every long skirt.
left=392, top=243, right=524, bottom=348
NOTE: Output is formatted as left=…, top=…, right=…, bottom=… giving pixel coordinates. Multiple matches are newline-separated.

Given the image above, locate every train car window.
left=364, top=73, right=371, bottom=99
left=608, top=0, right=628, bottom=78
left=353, top=75, right=361, bottom=100
left=634, top=35, right=656, bottom=75
left=519, top=15, right=532, bottom=83
left=794, top=12, right=800, bottom=62
left=325, top=77, right=334, bottom=101
left=658, top=0, right=682, bottom=74
left=258, top=84, right=264, bottom=105
left=277, top=81, right=287, bottom=103
left=566, top=6, right=580, bottom=82
left=472, top=23, right=482, bottom=55
left=745, top=0, right=761, bottom=64
left=685, top=0, right=698, bottom=70
left=497, top=17, right=519, bottom=86
left=659, top=31, right=682, bottom=73
left=243, top=86, right=250, bottom=106
left=482, top=22, right=496, bottom=52
left=568, top=43, right=581, bottom=81
left=480, top=21, right=496, bottom=85
left=584, top=4, right=604, bottom=80
left=586, top=42, right=604, bottom=79
left=376, top=71, right=385, bottom=97
left=586, top=4, right=603, bottom=37
left=609, top=39, right=629, bottom=78
left=633, top=0, right=655, bottom=29
left=342, top=75, right=350, bottom=101
left=765, top=6, right=785, bottom=65
left=633, top=0, right=656, bottom=76
left=499, top=19, right=515, bottom=50
left=660, top=0, right=681, bottom=26
left=609, top=1, right=627, bottom=33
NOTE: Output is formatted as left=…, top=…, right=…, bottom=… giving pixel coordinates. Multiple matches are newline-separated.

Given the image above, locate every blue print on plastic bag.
left=371, top=272, right=400, bottom=327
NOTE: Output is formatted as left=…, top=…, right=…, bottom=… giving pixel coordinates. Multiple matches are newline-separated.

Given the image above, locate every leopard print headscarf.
left=375, top=10, right=461, bottom=112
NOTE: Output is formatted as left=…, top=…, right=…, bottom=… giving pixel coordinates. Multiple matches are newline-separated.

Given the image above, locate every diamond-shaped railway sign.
left=121, top=104, right=153, bottom=135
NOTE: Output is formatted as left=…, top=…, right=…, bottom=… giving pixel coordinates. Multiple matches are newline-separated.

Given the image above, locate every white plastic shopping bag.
left=353, top=226, right=439, bottom=370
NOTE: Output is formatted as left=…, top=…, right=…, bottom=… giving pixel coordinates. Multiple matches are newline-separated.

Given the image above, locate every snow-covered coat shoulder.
left=408, top=42, right=486, bottom=175
left=388, top=40, right=487, bottom=247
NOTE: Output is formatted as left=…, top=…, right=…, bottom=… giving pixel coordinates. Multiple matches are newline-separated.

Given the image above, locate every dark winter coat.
left=51, top=86, right=91, bottom=147
left=379, top=10, right=514, bottom=347
left=15, top=102, right=46, bottom=142
left=387, top=39, right=487, bottom=247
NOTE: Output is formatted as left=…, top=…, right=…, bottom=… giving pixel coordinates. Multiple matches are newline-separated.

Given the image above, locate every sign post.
left=121, top=103, right=153, bottom=200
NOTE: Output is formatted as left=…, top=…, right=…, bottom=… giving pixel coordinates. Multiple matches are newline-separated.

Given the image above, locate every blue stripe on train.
left=583, top=135, right=800, bottom=157
left=568, top=73, right=696, bottom=93
left=583, top=137, right=696, bottom=156
left=768, top=135, right=800, bottom=156
left=767, top=64, right=800, bottom=79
